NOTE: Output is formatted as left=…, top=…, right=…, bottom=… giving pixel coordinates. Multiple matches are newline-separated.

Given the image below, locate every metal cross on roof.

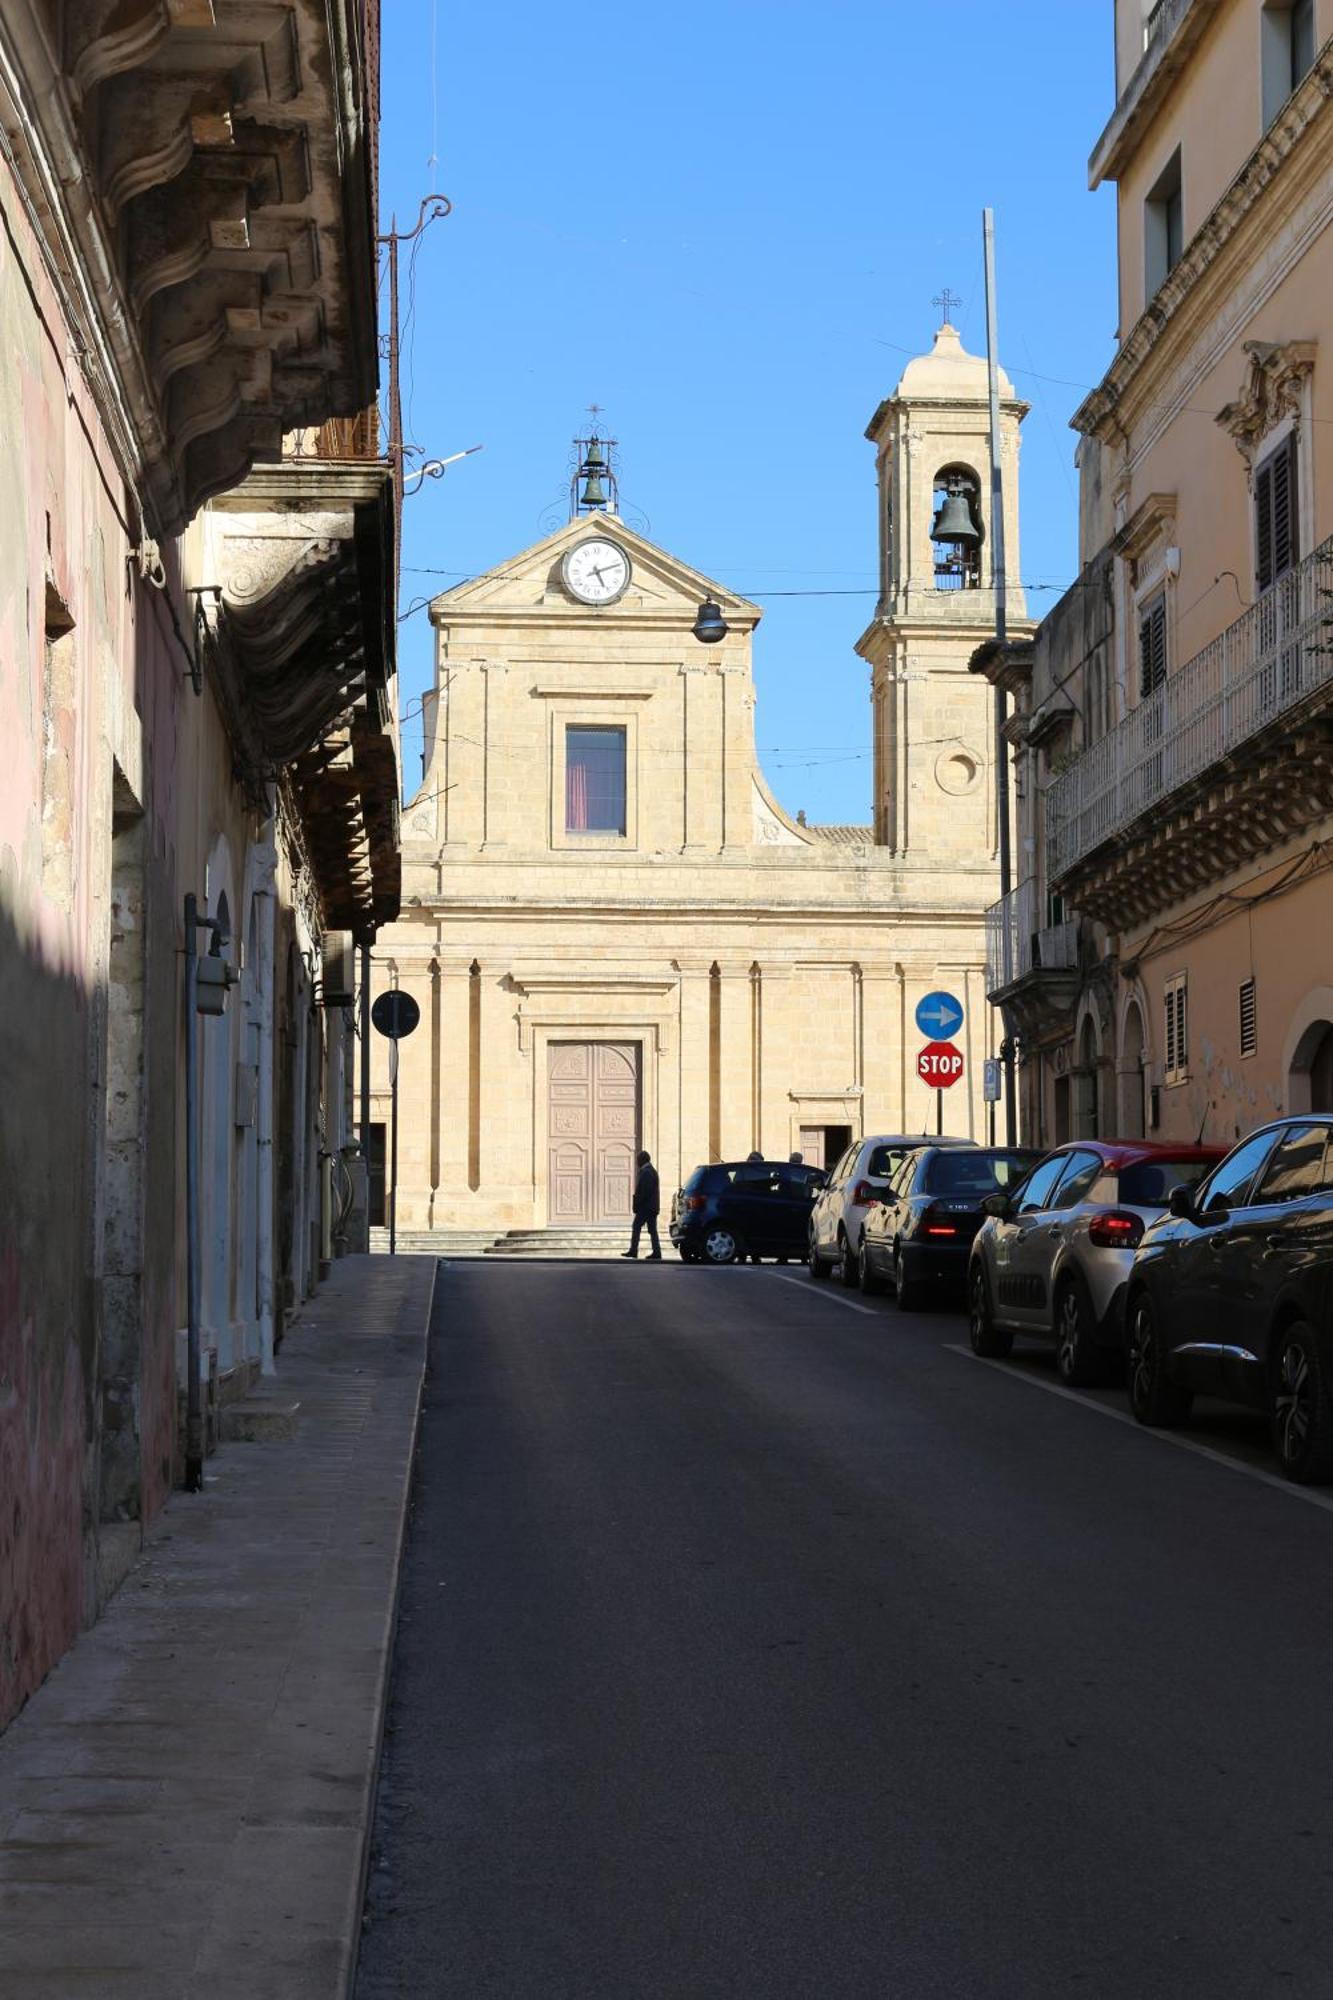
left=932, top=288, right=962, bottom=324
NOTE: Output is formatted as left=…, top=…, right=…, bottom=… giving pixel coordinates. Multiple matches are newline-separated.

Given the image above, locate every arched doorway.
left=1073, top=1012, right=1100, bottom=1138
left=1286, top=992, right=1333, bottom=1114
left=1118, top=1002, right=1146, bottom=1139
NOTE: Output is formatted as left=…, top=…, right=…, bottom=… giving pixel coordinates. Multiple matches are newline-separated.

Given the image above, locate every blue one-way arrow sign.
left=915, top=989, right=964, bottom=1039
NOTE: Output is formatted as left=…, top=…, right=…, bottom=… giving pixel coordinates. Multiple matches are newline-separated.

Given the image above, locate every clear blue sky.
left=379, top=2, right=1118, bottom=824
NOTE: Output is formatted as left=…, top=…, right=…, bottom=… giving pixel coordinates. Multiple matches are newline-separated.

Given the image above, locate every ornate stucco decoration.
left=1216, top=341, right=1317, bottom=474
left=0, top=0, right=377, bottom=535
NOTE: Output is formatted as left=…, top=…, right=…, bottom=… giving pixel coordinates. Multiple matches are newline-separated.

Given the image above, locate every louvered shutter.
left=1272, top=433, right=1297, bottom=580
left=1256, top=457, right=1275, bottom=593
left=1138, top=596, right=1166, bottom=697
left=1256, top=435, right=1299, bottom=592
left=1165, top=986, right=1177, bottom=1077
left=1177, top=981, right=1188, bottom=1070
left=1239, top=979, right=1257, bottom=1058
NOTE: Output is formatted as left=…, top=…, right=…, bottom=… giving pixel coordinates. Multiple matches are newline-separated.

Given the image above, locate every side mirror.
left=981, top=1192, right=1009, bottom=1219
left=1168, top=1184, right=1198, bottom=1221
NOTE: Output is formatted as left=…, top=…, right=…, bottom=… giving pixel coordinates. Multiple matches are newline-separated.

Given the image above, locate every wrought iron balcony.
left=1047, top=535, right=1333, bottom=898
left=985, top=879, right=1080, bottom=1016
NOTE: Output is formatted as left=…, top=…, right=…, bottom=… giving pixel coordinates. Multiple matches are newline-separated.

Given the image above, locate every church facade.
left=370, top=325, right=1032, bottom=1236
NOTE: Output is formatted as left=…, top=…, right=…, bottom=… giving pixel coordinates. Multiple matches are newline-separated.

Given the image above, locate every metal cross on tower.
left=932, top=287, right=962, bottom=324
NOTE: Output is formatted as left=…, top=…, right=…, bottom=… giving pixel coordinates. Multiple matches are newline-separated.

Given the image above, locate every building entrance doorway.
left=547, top=1043, right=639, bottom=1223
left=799, top=1124, right=854, bottom=1170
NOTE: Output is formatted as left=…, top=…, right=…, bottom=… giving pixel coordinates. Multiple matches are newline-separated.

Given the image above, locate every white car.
left=807, top=1133, right=977, bottom=1287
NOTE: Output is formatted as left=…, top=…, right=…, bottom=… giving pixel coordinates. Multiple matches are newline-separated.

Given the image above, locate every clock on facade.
left=561, top=537, right=631, bottom=606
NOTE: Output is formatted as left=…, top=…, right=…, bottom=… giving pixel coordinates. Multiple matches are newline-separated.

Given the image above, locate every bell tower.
left=856, top=316, right=1032, bottom=863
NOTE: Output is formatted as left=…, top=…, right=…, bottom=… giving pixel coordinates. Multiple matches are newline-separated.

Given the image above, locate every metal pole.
left=984, top=207, right=1017, bottom=1147
left=936, top=1087, right=943, bottom=1137
left=183, top=895, right=203, bottom=1491
left=359, top=941, right=371, bottom=1151
left=389, top=1038, right=399, bottom=1257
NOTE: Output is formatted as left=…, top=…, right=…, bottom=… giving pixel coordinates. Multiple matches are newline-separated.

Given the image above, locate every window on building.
left=1138, top=592, right=1167, bottom=698
left=1239, top=977, right=1257, bottom=1058
left=1255, top=433, right=1299, bottom=593
left=1262, top=1, right=1316, bottom=127
left=1144, top=148, right=1183, bottom=299
left=1164, top=973, right=1188, bottom=1085
left=565, top=726, right=626, bottom=834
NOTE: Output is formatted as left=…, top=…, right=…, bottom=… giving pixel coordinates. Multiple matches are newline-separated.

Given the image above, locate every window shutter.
left=1256, top=457, right=1275, bottom=593
left=1165, top=987, right=1177, bottom=1076
left=1256, top=436, right=1299, bottom=592
left=1177, top=981, right=1188, bottom=1070
left=1239, top=978, right=1257, bottom=1058
left=1138, top=597, right=1166, bottom=697
left=1272, top=434, right=1297, bottom=580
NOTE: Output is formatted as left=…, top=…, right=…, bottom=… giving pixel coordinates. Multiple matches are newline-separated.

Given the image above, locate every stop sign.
left=917, top=1040, right=965, bottom=1088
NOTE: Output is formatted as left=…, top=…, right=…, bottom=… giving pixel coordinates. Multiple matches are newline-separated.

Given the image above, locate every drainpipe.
left=256, top=869, right=276, bottom=1375
left=184, top=895, right=203, bottom=1491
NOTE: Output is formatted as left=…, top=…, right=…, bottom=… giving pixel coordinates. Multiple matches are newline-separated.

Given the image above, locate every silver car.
left=967, top=1140, right=1223, bottom=1383
left=808, top=1132, right=976, bottom=1287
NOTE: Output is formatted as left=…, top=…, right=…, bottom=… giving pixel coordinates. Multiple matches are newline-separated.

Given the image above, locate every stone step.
left=219, top=1397, right=302, bottom=1443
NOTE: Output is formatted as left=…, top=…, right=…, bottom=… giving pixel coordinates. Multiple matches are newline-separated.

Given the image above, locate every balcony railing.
left=1047, top=535, right=1333, bottom=883
left=284, top=407, right=383, bottom=462
left=985, top=879, right=1080, bottom=998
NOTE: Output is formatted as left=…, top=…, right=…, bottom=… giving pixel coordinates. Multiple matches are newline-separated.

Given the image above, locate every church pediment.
left=427, top=515, right=762, bottom=629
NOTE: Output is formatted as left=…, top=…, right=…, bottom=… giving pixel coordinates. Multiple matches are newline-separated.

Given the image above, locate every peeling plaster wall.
left=0, top=159, right=181, bottom=1725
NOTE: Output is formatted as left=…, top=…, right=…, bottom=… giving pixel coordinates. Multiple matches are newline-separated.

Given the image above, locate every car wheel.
left=859, top=1242, right=887, bottom=1296
left=837, top=1233, right=859, bottom=1288
left=807, top=1233, right=830, bottom=1281
left=894, top=1248, right=925, bottom=1312
left=969, top=1264, right=1012, bottom=1358
left=1270, top=1322, right=1333, bottom=1485
left=678, top=1246, right=700, bottom=1264
left=1054, top=1279, right=1102, bottom=1387
left=703, top=1227, right=742, bottom=1266
left=1126, top=1290, right=1192, bottom=1428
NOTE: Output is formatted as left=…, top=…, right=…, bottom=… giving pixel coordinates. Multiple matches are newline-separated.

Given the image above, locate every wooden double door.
left=547, top=1043, right=640, bottom=1224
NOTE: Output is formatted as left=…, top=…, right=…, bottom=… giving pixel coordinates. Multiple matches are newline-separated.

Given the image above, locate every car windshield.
left=1117, top=1157, right=1214, bottom=1206
left=924, top=1150, right=1038, bottom=1195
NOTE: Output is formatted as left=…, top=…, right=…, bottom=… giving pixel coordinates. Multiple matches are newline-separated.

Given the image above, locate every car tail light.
left=683, top=1195, right=706, bottom=1212
left=1088, top=1210, right=1144, bottom=1249
left=920, top=1205, right=959, bottom=1239
left=851, top=1179, right=877, bottom=1205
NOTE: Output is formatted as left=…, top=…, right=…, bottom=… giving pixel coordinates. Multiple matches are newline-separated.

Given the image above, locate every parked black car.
left=671, top=1160, right=827, bottom=1265
left=860, top=1146, right=1041, bottom=1307
left=1123, top=1115, right=1333, bottom=1482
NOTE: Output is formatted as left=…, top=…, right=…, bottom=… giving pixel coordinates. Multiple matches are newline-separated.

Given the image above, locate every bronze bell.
left=931, top=483, right=980, bottom=545
left=580, top=469, right=608, bottom=509
left=582, top=438, right=606, bottom=473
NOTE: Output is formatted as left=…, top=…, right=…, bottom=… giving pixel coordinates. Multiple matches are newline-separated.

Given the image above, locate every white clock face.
left=563, top=538, right=631, bottom=606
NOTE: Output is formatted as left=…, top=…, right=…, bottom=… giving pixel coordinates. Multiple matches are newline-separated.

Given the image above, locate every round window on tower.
left=930, top=465, right=984, bottom=590
left=935, top=747, right=981, bottom=796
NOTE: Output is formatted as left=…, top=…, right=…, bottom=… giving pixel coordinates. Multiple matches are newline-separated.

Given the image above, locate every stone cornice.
left=1074, top=49, right=1333, bottom=446
left=1088, top=0, right=1223, bottom=190
left=0, top=0, right=378, bottom=537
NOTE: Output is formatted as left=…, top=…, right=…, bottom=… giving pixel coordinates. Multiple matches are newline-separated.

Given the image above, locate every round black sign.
left=371, top=990, right=421, bottom=1040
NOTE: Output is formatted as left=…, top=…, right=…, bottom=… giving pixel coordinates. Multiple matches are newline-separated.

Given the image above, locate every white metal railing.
left=985, top=880, right=1080, bottom=998
left=1047, top=535, right=1333, bottom=882
left=1143, top=0, right=1184, bottom=54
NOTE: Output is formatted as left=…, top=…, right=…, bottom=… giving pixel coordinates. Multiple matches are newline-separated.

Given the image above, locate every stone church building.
left=370, top=323, right=1031, bottom=1237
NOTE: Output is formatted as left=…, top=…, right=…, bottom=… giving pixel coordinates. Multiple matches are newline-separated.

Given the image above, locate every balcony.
left=1046, top=536, right=1333, bottom=924
left=1090, top=0, right=1221, bottom=187
left=985, top=881, right=1082, bottom=1041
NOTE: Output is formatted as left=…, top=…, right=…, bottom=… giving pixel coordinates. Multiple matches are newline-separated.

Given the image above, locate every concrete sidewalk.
left=0, top=1254, right=436, bottom=2000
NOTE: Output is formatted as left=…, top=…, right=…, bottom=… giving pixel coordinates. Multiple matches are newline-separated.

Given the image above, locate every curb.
left=342, top=1254, right=438, bottom=1998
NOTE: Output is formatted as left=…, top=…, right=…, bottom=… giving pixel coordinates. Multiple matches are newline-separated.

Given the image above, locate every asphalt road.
left=355, top=1260, right=1333, bottom=2000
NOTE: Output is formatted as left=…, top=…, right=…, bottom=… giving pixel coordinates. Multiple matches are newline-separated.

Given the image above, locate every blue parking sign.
left=915, top=990, right=964, bottom=1040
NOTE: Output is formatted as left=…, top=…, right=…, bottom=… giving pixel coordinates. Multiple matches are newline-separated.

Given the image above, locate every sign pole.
left=936, top=1087, right=943, bottom=1136
left=984, top=207, right=1017, bottom=1148
left=389, top=1039, right=400, bottom=1258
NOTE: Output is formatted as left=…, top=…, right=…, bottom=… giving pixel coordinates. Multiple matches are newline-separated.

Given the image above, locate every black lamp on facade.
left=691, top=598, right=728, bottom=644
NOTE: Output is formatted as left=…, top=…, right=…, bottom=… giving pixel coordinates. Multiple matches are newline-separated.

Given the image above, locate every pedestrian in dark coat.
left=621, top=1150, right=662, bottom=1260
